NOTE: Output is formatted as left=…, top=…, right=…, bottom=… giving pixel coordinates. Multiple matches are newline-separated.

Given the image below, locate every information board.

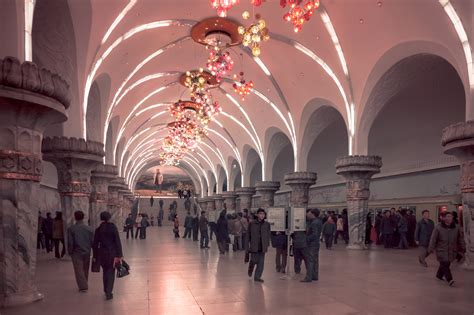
left=208, top=210, right=217, bottom=223
left=267, top=207, right=287, bottom=231
left=290, top=207, right=306, bottom=232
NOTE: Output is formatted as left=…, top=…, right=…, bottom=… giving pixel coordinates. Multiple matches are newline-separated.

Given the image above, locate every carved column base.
left=284, top=172, right=317, bottom=207
left=235, top=187, right=256, bottom=212
left=442, top=121, right=474, bottom=269
left=336, top=156, right=382, bottom=250
left=255, top=181, right=280, bottom=208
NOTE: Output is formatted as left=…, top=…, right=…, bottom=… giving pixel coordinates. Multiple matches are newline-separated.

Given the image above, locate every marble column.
left=206, top=197, right=216, bottom=212
left=222, top=191, right=237, bottom=213
left=0, top=57, right=69, bottom=307
left=442, top=121, right=474, bottom=270
left=108, top=177, right=126, bottom=226
left=235, top=187, right=256, bottom=212
left=255, top=181, right=280, bottom=208
left=198, top=197, right=208, bottom=213
left=213, top=194, right=224, bottom=212
left=336, top=155, right=382, bottom=250
left=90, top=164, right=117, bottom=230
left=42, top=137, right=104, bottom=232
left=284, top=172, right=317, bottom=207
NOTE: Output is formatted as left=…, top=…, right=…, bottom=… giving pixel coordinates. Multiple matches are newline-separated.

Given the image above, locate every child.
left=322, top=216, right=336, bottom=249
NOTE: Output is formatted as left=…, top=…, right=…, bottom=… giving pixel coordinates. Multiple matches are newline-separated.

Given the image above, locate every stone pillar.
left=198, top=197, right=208, bottom=213
left=255, top=181, right=280, bottom=208
left=90, top=164, right=117, bottom=230
left=235, top=187, right=256, bottom=211
left=336, top=155, right=382, bottom=250
left=442, top=121, right=474, bottom=269
left=118, top=189, right=130, bottom=223
left=108, top=177, right=126, bottom=226
left=284, top=172, right=317, bottom=207
left=222, top=191, right=237, bottom=213
left=206, top=197, right=216, bottom=212
left=213, top=194, right=224, bottom=212
left=42, top=137, right=104, bottom=232
left=0, top=57, right=69, bottom=307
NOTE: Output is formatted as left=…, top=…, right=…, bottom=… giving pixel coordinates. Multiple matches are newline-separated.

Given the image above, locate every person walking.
left=183, top=212, right=193, bottom=239
left=322, top=216, right=336, bottom=250
left=415, top=209, right=435, bottom=267
left=334, top=215, right=344, bottom=245
left=247, top=208, right=271, bottom=282
left=239, top=212, right=249, bottom=251
left=271, top=231, right=288, bottom=273
left=52, top=211, right=66, bottom=259
left=407, top=210, right=417, bottom=246
left=134, top=215, right=141, bottom=239
left=192, top=213, right=199, bottom=241
left=158, top=205, right=164, bottom=227
left=139, top=214, right=150, bottom=239
left=173, top=214, right=180, bottom=239
left=92, top=211, right=123, bottom=300
left=199, top=211, right=210, bottom=249
left=184, top=198, right=191, bottom=212
left=149, top=196, right=154, bottom=208
left=67, top=210, right=94, bottom=292
left=397, top=209, right=409, bottom=249
left=428, top=211, right=466, bottom=286
left=124, top=214, right=134, bottom=240
left=43, top=212, right=54, bottom=253
left=216, top=210, right=229, bottom=254
left=342, top=209, right=349, bottom=244
left=301, top=208, right=322, bottom=283
left=291, top=230, right=307, bottom=274
left=380, top=210, right=395, bottom=248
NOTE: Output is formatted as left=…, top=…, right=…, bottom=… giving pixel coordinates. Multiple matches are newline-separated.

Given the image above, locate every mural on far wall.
left=134, top=165, right=194, bottom=196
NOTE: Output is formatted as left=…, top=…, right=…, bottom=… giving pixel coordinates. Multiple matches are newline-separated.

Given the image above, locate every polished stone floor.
left=3, top=227, right=474, bottom=315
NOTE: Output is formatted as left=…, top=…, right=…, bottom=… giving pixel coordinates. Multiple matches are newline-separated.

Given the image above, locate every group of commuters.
left=37, top=211, right=67, bottom=259
left=124, top=213, right=150, bottom=239
left=376, top=208, right=418, bottom=249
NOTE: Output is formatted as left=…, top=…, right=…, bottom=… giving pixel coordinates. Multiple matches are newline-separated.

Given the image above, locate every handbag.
left=91, top=258, right=100, bottom=273
left=116, top=259, right=130, bottom=278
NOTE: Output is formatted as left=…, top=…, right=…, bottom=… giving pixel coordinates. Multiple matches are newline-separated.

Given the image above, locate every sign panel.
left=290, top=207, right=306, bottom=232
left=208, top=210, right=217, bottom=223
left=267, top=207, right=286, bottom=231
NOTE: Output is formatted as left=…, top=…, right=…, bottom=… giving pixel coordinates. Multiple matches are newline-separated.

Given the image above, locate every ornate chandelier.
left=238, top=13, right=269, bottom=56
left=281, top=0, right=320, bottom=33
left=210, top=0, right=239, bottom=17
left=206, top=48, right=234, bottom=82
left=184, top=68, right=208, bottom=94
left=233, top=72, right=253, bottom=100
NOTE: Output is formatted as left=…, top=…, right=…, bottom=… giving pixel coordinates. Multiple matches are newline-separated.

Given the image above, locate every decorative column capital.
left=255, top=181, right=280, bottom=208
left=284, top=172, right=317, bottom=207
left=222, top=191, right=237, bottom=198
left=336, top=155, right=382, bottom=179
left=235, top=186, right=256, bottom=197
left=255, top=181, right=280, bottom=193
left=212, top=194, right=224, bottom=201
left=92, top=164, right=118, bottom=180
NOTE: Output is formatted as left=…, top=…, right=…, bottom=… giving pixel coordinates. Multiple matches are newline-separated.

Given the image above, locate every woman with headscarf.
left=92, top=211, right=123, bottom=300
left=216, top=210, right=229, bottom=254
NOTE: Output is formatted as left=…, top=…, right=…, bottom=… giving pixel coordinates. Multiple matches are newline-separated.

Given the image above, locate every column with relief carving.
left=213, top=194, right=224, bottom=212
left=284, top=172, right=317, bottom=208
left=108, top=177, right=127, bottom=226
left=235, top=187, right=256, bottom=212
left=222, top=191, right=237, bottom=213
left=42, top=137, right=104, bottom=232
left=90, top=164, right=117, bottom=230
left=336, top=155, right=382, bottom=250
left=255, top=181, right=280, bottom=208
left=0, top=57, right=69, bottom=307
left=442, top=121, right=474, bottom=270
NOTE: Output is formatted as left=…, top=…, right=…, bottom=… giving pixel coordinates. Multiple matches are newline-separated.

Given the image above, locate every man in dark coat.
left=93, top=211, right=123, bottom=300
left=67, top=210, right=94, bottom=292
left=407, top=210, right=417, bottom=246
left=397, top=209, right=409, bottom=249
left=291, top=231, right=307, bottom=274
left=380, top=210, right=395, bottom=248
left=415, top=209, right=435, bottom=267
left=183, top=212, right=193, bottom=239
left=42, top=212, right=54, bottom=253
left=216, top=210, right=229, bottom=254
left=192, top=213, right=199, bottom=241
left=124, top=214, right=134, bottom=240
left=428, top=211, right=466, bottom=286
left=301, top=208, right=323, bottom=282
left=341, top=209, right=349, bottom=244
left=247, top=208, right=271, bottom=282
left=199, top=211, right=209, bottom=249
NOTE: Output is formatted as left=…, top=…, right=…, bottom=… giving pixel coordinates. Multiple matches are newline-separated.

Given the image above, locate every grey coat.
left=306, top=218, right=322, bottom=248
left=67, top=221, right=94, bottom=256
left=428, top=223, right=466, bottom=262
left=415, top=219, right=435, bottom=247
left=248, top=220, right=271, bottom=253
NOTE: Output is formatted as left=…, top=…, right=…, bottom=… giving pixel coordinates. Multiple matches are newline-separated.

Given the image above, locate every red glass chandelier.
left=206, top=48, right=234, bottom=82
left=210, top=0, right=239, bottom=17
left=281, top=0, right=320, bottom=33
left=233, top=72, right=253, bottom=101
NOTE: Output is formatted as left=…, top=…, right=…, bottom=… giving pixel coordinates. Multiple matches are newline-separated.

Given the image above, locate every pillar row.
left=0, top=57, right=69, bottom=307
left=442, top=121, right=474, bottom=270
left=336, top=155, right=382, bottom=250
left=235, top=187, right=256, bottom=212
left=90, top=164, right=117, bottom=229
left=255, top=181, right=280, bottom=208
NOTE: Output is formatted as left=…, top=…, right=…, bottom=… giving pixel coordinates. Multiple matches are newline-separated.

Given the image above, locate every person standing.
left=291, top=230, right=307, bottom=274
left=407, top=210, right=417, bottom=246
left=193, top=202, right=198, bottom=215
left=334, top=215, right=344, bottom=245
left=271, top=231, right=288, bottom=273
left=247, top=208, right=271, bottom=282
left=43, top=212, right=54, bottom=253
left=199, top=211, right=210, bottom=249
left=184, top=198, right=191, bottom=212
left=67, top=210, right=94, bottom=292
left=53, top=211, right=66, bottom=259
left=92, top=211, right=123, bottom=300
left=183, top=212, right=193, bottom=239
left=322, top=216, right=336, bottom=250
left=380, top=210, right=395, bottom=248
left=37, top=211, right=45, bottom=250
left=149, top=196, right=154, bottom=208
left=134, top=215, right=141, bottom=239
left=428, top=211, right=466, bottom=286
left=397, top=209, right=409, bottom=249
left=341, top=209, right=349, bottom=244
left=192, top=213, right=199, bottom=241
left=216, top=210, right=229, bottom=254
left=415, top=209, right=435, bottom=267
left=239, top=212, right=249, bottom=251
left=173, top=214, right=180, bottom=239
left=374, top=211, right=383, bottom=245
left=158, top=205, right=164, bottom=227
left=124, top=214, right=134, bottom=240
left=301, top=208, right=322, bottom=283
left=139, top=214, right=149, bottom=239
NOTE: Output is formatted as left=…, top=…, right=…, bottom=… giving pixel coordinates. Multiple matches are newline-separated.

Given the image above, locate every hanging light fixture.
left=238, top=12, right=269, bottom=56
left=210, top=0, right=239, bottom=17
left=281, top=0, right=320, bottom=33
left=233, top=72, right=253, bottom=100
left=206, top=47, right=234, bottom=82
